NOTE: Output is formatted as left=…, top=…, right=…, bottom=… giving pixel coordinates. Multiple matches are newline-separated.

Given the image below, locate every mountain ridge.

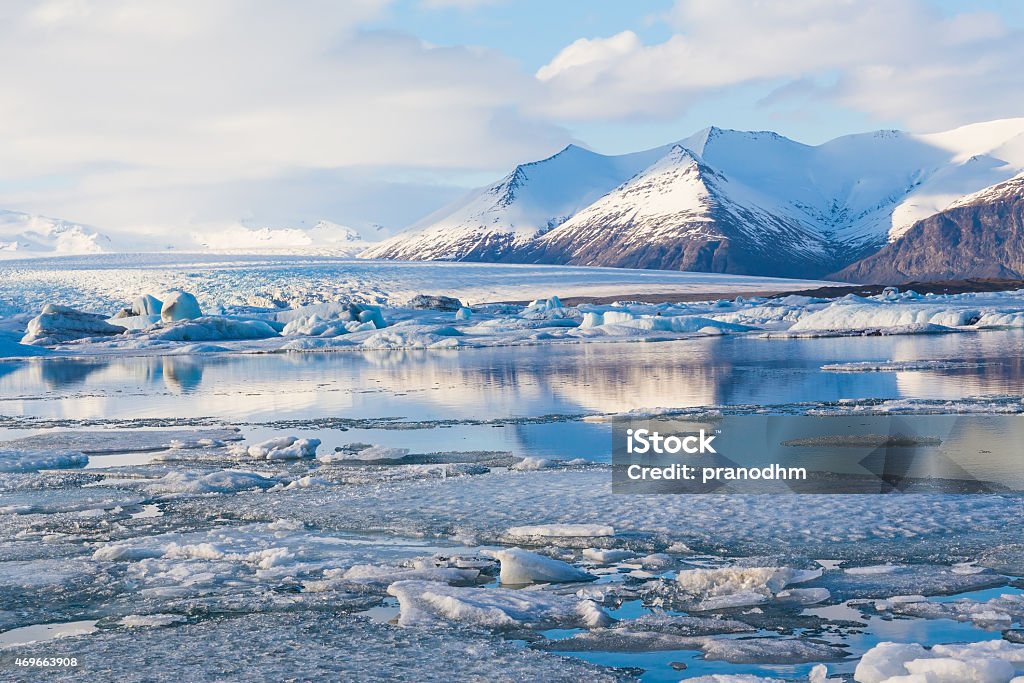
left=363, top=117, right=1024, bottom=280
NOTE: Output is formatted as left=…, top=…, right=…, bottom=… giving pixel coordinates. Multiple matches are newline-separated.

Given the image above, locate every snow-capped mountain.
left=0, top=210, right=110, bottom=257
left=527, top=145, right=833, bottom=277
left=835, top=172, right=1024, bottom=282
left=364, top=119, right=1024, bottom=279
left=361, top=143, right=672, bottom=261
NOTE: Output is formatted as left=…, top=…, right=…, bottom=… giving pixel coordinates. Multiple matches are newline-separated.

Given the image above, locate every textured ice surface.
left=674, top=566, right=823, bottom=611
left=854, top=640, right=1024, bottom=682
left=2, top=612, right=623, bottom=682
left=167, top=469, right=1024, bottom=561
left=386, top=580, right=610, bottom=630
left=0, top=449, right=87, bottom=473
left=0, top=429, right=242, bottom=455
left=229, top=435, right=320, bottom=460
left=538, top=629, right=846, bottom=664
left=0, top=254, right=826, bottom=316
left=507, top=524, right=616, bottom=538
left=4, top=258, right=1024, bottom=357
left=483, top=547, right=595, bottom=585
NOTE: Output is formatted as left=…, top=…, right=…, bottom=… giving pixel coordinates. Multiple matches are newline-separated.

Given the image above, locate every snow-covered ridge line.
left=365, top=117, right=1024, bottom=279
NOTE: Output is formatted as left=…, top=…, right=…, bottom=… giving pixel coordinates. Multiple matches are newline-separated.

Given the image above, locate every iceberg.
left=161, top=291, right=203, bottom=322
left=482, top=547, right=595, bottom=584
left=386, top=580, right=610, bottom=629
left=21, top=304, right=125, bottom=345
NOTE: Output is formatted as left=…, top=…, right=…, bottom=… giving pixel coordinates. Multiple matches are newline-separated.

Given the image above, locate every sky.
left=1, top=0, right=1023, bottom=245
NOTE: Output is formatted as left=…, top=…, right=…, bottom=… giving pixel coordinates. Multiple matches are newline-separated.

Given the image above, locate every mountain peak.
left=365, top=117, right=1024, bottom=278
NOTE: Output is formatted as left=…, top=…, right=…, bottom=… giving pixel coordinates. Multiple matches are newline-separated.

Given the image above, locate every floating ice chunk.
left=526, top=296, right=565, bottom=312
left=279, top=476, right=333, bottom=490
left=483, top=547, right=594, bottom=585
left=386, top=580, right=610, bottom=630
left=510, top=456, right=555, bottom=471
left=92, top=543, right=165, bottom=561
left=455, top=307, right=472, bottom=321
left=0, top=449, right=88, bottom=473
left=357, top=305, right=387, bottom=329
left=407, top=294, right=463, bottom=311
left=579, top=310, right=750, bottom=333
left=855, top=639, right=1024, bottom=683
left=675, top=566, right=823, bottom=611
left=146, top=316, right=279, bottom=342
left=282, top=314, right=351, bottom=337
left=119, top=614, right=185, bottom=628
left=611, top=613, right=753, bottom=637
left=874, top=594, right=927, bottom=611
left=161, top=291, right=202, bottom=322
left=977, top=311, right=1024, bottom=327
left=790, top=302, right=982, bottom=332
left=132, top=294, right=163, bottom=316
left=21, top=304, right=125, bottom=345
left=639, top=553, right=675, bottom=569
left=931, top=640, right=1024, bottom=666
left=700, top=636, right=847, bottom=664
left=906, top=657, right=1015, bottom=682
left=108, top=313, right=162, bottom=330
left=854, top=642, right=941, bottom=682
left=144, top=469, right=278, bottom=494
left=507, top=524, right=614, bottom=538
left=319, top=445, right=410, bottom=462
left=775, top=587, right=831, bottom=604
left=231, top=436, right=320, bottom=460
left=324, top=563, right=481, bottom=588
left=582, top=548, right=638, bottom=563
left=880, top=593, right=1024, bottom=628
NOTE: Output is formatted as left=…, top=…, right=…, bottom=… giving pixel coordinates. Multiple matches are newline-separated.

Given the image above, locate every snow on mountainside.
left=834, top=171, right=1024, bottom=282
left=365, top=118, right=1024, bottom=279
left=528, top=145, right=833, bottom=276
left=360, top=143, right=672, bottom=261
left=0, top=210, right=110, bottom=257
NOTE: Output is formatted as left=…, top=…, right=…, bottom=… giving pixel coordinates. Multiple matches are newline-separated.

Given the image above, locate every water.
left=3, top=331, right=1023, bottom=422
left=2, top=331, right=1022, bottom=469
left=2, top=332, right=1023, bottom=680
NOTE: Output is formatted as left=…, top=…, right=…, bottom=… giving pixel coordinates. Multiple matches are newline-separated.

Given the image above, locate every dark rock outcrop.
left=833, top=177, right=1024, bottom=283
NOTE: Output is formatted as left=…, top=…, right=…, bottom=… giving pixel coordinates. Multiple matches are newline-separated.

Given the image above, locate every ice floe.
left=142, top=470, right=279, bottom=495
left=507, top=524, right=615, bottom=538
left=482, top=547, right=595, bottom=585
left=21, top=304, right=125, bottom=345
left=674, top=566, right=823, bottom=611
left=5, top=276, right=1024, bottom=357
left=386, top=580, right=610, bottom=629
left=855, top=640, right=1024, bottom=682
left=229, top=436, right=320, bottom=460
left=0, top=449, right=88, bottom=473
left=160, top=291, right=202, bottom=322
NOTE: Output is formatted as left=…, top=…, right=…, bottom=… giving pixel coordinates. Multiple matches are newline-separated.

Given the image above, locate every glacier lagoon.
left=2, top=330, right=1024, bottom=681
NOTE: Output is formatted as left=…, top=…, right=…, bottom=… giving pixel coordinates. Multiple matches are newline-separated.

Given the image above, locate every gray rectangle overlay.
left=611, top=414, right=1024, bottom=494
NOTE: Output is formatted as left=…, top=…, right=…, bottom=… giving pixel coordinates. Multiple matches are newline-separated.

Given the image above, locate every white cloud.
left=534, top=0, right=1024, bottom=129
left=0, top=0, right=567, bottom=233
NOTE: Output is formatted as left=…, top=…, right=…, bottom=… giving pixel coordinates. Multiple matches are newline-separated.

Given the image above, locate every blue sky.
left=1, top=0, right=1023, bottom=243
